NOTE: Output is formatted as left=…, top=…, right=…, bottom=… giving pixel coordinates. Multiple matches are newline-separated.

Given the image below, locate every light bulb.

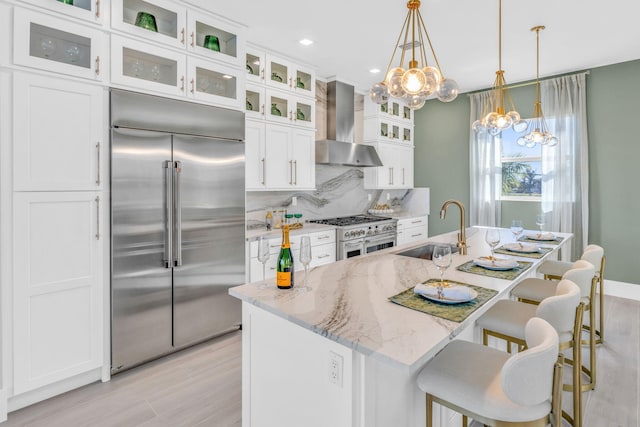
left=401, top=68, right=426, bottom=95
left=485, top=112, right=499, bottom=128
left=369, top=82, right=389, bottom=104
left=516, top=137, right=527, bottom=146
left=496, top=114, right=513, bottom=129
left=488, top=126, right=502, bottom=136
left=547, top=136, right=559, bottom=147
left=472, top=119, right=485, bottom=133
left=513, top=120, right=529, bottom=133
left=507, top=110, right=521, bottom=123
left=532, top=130, right=544, bottom=143
left=405, top=93, right=427, bottom=110
left=420, top=66, right=441, bottom=97
left=386, top=67, right=406, bottom=98
left=436, top=78, right=459, bottom=102
left=525, top=140, right=536, bottom=148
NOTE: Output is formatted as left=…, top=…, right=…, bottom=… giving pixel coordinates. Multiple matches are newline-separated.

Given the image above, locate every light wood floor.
left=3, top=295, right=639, bottom=427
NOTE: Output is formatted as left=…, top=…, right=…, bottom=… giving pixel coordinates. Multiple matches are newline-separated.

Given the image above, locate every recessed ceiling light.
left=222, top=75, right=232, bottom=79
left=369, top=68, right=381, bottom=74
left=299, top=38, right=314, bottom=46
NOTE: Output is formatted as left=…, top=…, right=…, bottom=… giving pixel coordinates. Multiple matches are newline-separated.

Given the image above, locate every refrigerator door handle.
left=164, top=161, right=174, bottom=268
left=174, top=161, right=183, bottom=267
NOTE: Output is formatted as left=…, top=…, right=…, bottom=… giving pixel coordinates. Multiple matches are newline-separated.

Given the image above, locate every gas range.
left=308, top=215, right=397, bottom=259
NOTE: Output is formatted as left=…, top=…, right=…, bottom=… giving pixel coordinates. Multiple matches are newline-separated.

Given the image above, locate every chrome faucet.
left=440, top=200, right=467, bottom=255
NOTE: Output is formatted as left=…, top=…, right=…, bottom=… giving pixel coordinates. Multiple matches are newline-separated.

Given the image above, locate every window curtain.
left=469, top=91, right=502, bottom=227
left=540, top=73, right=589, bottom=260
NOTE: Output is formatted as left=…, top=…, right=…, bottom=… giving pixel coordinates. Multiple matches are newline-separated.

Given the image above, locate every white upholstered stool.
left=511, top=260, right=597, bottom=392
left=417, top=318, right=562, bottom=427
left=477, top=280, right=584, bottom=427
left=538, top=245, right=606, bottom=344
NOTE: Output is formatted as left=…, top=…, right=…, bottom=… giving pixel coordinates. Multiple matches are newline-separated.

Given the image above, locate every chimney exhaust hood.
left=316, top=81, right=383, bottom=167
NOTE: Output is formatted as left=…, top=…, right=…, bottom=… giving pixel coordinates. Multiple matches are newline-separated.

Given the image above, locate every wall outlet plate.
left=328, top=350, right=343, bottom=387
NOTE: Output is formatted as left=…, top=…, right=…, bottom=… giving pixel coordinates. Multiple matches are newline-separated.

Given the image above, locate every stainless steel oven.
left=309, top=215, right=397, bottom=260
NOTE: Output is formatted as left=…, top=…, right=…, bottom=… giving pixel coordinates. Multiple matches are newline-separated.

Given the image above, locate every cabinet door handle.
left=289, top=160, right=293, bottom=185
left=317, top=235, right=330, bottom=240
left=411, top=233, right=422, bottom=238
left=95, top=56, right=100, bottom=76
left=190, top=78, right=195, bottom=94
left=181, top=28, right=185, bottom=45
left=318, top=254, right=330, bottom=259
left=95, top=196, right=100, bottom=240
left=411, top=220, right=422, bottom=224
left=389, top=168, right=393, bottom=185
left=402, top=167, right=405, bottom=185
left=260, top=68, right=264, bottom=80
left=261, top=104, right=265, bottom=115
left=95, top=142, right=101, bottom=185
left=190, top=31, right=195, bottom=47
left=180, top=76, right=185, bottom=91
left=95, top=0, right=100, bottom=18
left=289, top=77, right=293, bottom=88
left=294, top=160, right=297, bottom=185
left=261, top=158, right=265, bottom=185
left=289, top=110, right=293, bottom=121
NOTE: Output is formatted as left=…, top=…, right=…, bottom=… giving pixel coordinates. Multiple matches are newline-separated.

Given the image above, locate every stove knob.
left=344, top=231, right=350, bottom=238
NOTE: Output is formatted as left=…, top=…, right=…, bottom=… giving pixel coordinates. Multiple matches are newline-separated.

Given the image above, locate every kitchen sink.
left=395, top=243, right=459, bottom=260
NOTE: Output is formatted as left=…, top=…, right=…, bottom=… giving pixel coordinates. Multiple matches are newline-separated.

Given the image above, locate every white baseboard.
left=603, top=279, right=640, bottom=301
left=0, top=388, right=7, bottom=422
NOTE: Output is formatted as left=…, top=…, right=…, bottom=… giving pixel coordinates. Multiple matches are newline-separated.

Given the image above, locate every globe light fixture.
left=473, top=0, right=527, bottom=136
left=368, top=0, right=458, bottom=110
left=517, top=26, right=558, bottom=147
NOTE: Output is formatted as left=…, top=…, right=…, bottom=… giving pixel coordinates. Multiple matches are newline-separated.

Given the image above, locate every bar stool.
left=511, top=260, right=597, bottom=391
left=538, top=245, right=606, bottom=344
left=476, top=280, right=584, bottom=427
left=417, top=318, right=562, bottom=427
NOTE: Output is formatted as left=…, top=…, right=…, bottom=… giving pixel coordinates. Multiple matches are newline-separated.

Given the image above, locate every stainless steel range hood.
left=316, top=81, right=382, bottom=167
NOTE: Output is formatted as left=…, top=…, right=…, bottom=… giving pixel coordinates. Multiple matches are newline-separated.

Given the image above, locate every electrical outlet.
left=291, top=196, right=297, bottom=206
left=367, top=193, right=372, bottom=202
left=328, top=351, right=343, bottom=387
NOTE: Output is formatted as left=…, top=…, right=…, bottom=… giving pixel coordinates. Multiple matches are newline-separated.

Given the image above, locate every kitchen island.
left=230, top=227, right=572, bottom=427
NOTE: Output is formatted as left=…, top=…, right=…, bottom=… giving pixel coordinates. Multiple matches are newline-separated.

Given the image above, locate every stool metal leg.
left=426, top=394, right=433, bottom=427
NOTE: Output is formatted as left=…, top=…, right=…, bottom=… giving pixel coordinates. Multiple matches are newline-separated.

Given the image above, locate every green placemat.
left=456, top=260, right=533, bottom=280
left=519, top=235, right=565, bottom=245
left=388, top=279, right=498, bottom=323
left=494, top=245, right=553, bottom=259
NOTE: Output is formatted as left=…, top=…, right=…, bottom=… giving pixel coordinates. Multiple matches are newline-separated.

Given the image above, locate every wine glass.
left=485, top=229, right=501, bottom=260
left=432, top=245, right=452, bottom=299
left=257, top=236, right=270, bottom=288
left=40, top=37, right=56, bottom=58
left=536, top=214, right=546, bottom=232
left=299, top=235, right=312, bottom=292
left=510, top=220, right=524, bottom=241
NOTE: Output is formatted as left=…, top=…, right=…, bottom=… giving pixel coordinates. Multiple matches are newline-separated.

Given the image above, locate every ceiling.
left=192, top=0, right=640, bottom=95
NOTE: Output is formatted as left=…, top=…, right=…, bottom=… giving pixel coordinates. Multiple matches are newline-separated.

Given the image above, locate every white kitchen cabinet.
left=245, top=45, right=265, bottom=84
left=245, top=82, right=266, bottom=119
left=266, top=88, right=315, bottom=129
left=111, top=0, right=188, bottom=49
left=13, top=73, right=105, bottom=192
left=187, top=56, right=242, bottom=108
left=265, top=53, right=315, bottom=98
left=12, top=191, right=104, bottom=394
left=397, top=215, right=429, bottom=246
left=247, top=122, right=314, bottom=191
left=248, top=229, right=336, bottom=281
left=363, top=116, right=413, bottom=145
left=186, top=9, right=244, bottom=67
left=364, top=142, right=413, bottom=189
left=13, top=8, right=106, bottom=81
left=364, top=96, right=412, bottom=123
left=21, top=0, right=105, bottom=25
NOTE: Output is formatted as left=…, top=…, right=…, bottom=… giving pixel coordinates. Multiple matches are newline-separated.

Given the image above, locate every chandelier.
left=369, top=0, right=458, bottom=110
left=517, top=26, right=558, bottom=147
left=472, top=0, right=527, bottom=135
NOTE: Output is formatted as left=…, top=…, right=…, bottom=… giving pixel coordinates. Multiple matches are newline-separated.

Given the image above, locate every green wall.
left=414, top=59, right=640, bottom=284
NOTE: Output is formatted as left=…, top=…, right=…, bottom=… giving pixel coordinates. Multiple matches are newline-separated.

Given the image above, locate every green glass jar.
left=135, top=12, right=157, bottom=32
left=296, top=108, right=305, bottom=121
left=296, top=77, right=305, bottom=89
left=246, top=99, right=253, bottom=111
left=203, top=35, right=220, bottom=52
left=271, top=72, right=283, bottom=83
left=246, top=63, right=253, bottom=74
left=271, top=103, right=281, bottom=117
left=57, top=0, right=74, bottom=5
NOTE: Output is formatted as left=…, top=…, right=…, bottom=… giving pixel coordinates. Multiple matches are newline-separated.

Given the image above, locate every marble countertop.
left=230, top=227, right=572, bottom=372
left=246, top=223, right=337, bottom=241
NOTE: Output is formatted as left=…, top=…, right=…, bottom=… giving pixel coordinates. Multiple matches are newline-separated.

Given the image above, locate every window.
left=500, top=125, right=542, bottom=201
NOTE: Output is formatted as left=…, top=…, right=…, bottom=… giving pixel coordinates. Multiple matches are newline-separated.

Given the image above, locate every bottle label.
left=276, top=271, right=292, bottom=288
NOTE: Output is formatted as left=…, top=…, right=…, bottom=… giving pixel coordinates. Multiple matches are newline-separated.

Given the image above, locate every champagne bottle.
left=276, top=224, right=294, bottom=289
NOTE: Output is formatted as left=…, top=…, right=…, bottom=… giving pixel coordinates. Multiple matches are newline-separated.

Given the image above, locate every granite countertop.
left=230, top=227, right=572, bottom=372
left=246, top=222, right=337, bottom=242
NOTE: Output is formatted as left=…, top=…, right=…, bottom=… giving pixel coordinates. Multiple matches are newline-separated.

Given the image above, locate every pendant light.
left=472, top=0, right=527, bottom=135
left=517, top=26, right=558, bottom=147
left=369, top=0, right=459, bottom=110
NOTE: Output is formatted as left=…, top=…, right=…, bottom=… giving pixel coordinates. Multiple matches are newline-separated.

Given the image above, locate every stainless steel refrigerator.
left=110, top=89, right=245, bottom=374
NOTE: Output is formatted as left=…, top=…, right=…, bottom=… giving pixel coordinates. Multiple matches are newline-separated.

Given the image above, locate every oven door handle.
left=344, top=240, right=364, bottom=249
left=365, top=235, right=396, bottom=244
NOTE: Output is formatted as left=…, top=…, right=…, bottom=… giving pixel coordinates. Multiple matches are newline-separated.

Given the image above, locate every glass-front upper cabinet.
left=245, top=83, right=266, bottom=119
left=111, top=35, right=186, bottom=97
left=14, top=8, right=106, bottom=81
left=245, top=46, right=265, bottom=84
left=21, top=0, right=105, bottom=24
left=265, top=54, right=316, bottom=98
left=111, top=0, right=187, bottom=49
left=186, top=10, right=244, bottom=67
left=188, top=57, right=242, bottom=109
left=266, top=89, right=315, bottom=129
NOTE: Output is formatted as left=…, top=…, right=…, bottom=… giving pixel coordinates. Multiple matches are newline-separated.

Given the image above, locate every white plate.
left=473, top=258, right=519, bottom=270
left=502, top=243, right=540, bottom=253
left=422, top=289, right=478, bottom=304
left=525, top=232, right=556, bottom=241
